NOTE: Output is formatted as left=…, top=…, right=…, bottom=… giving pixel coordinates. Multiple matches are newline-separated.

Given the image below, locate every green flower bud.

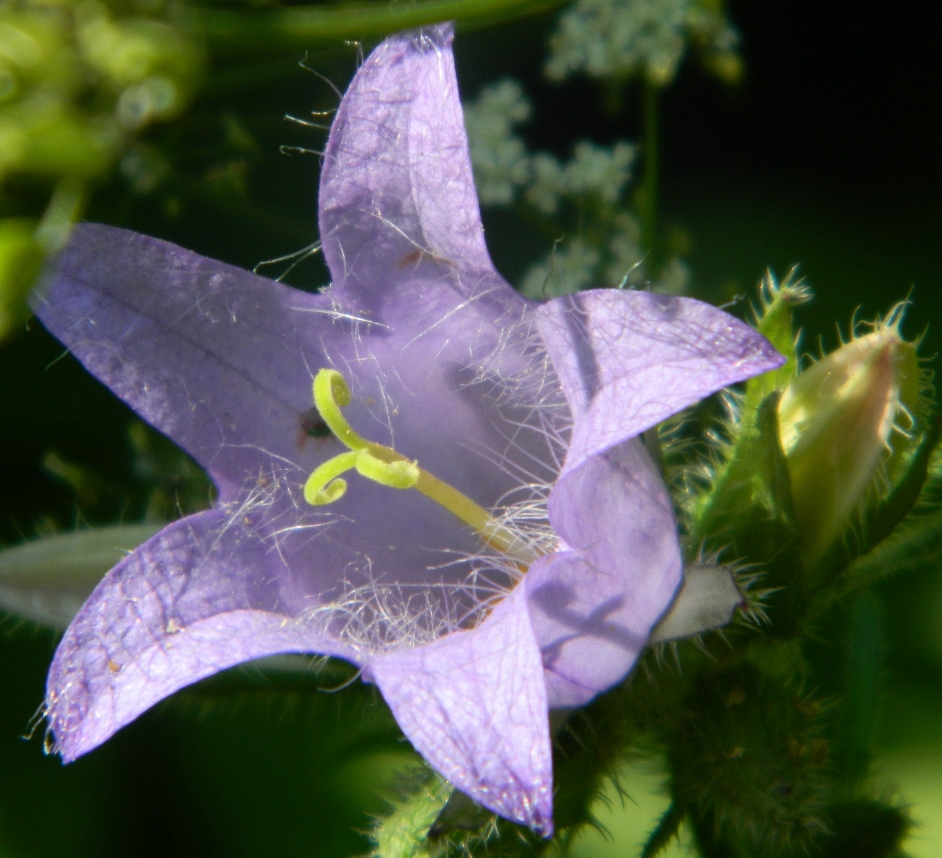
left=778, top=310, right=923, bottom=566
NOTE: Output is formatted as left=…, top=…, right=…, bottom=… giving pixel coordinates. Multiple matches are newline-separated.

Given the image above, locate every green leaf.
left=0, top=524, right=161, bottom=629
left=815, top=412, right=942, bottom=590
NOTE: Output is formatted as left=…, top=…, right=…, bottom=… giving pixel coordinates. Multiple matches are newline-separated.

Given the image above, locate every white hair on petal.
left=287, top=314, right=569, bottom=655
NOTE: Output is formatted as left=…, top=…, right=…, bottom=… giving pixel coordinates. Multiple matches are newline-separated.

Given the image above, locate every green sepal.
left=841, top=506, right=942, bottom=592
left=857, top=410, right=940, bottom=550
left=368, top=767, right=546, bottom=858
left=369, top=768, right=454, bottom=858
left=741, top=270, right=809, bottom=419
left=640, top=800, right=686, bottom=858
left=814, top=412, right=942, bottom=594
left=690, top=392, right=805, bottom=633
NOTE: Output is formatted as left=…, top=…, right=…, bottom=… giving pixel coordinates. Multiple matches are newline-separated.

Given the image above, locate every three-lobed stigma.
left=303, top=369, right=537, bottom=565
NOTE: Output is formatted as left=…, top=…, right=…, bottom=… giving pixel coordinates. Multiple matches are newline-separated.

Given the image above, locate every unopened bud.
left=778, top=312, right=922, bottom=566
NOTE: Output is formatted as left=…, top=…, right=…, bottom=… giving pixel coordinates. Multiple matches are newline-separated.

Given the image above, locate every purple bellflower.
left=32, top=24, right=782, bottom=834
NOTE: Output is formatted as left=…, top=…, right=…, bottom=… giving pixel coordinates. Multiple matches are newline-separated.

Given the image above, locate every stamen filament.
left=413, top=471, right=536, bottom=564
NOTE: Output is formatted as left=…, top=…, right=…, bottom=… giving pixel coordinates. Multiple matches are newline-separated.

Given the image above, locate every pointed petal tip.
left=748, top=328, right=788, bottom=373
left=473, top=779, right=553, bottom=837
left=319, top=17, right=500, bottom=306
left=405, top=20, right=454, bottom=48
left=47, top=720, right=88, bottom=765
left=369, top=586, right=553, bottom=834
left=523, top=796, right=554, bottom=839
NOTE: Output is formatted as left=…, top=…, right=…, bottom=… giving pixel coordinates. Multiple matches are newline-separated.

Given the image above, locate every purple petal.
left=536, top=289, right=784, bottom=470
left=528, top=440, right=680, bottom=707
left=31, top=224, right=336, bottom=501
left=32, top=225, right=559, bottom=609
left=367, top=584, right=553, bottom=835
left=47, top=510, right=357, bottom=761
left=319, top=23, right=506, bottom=309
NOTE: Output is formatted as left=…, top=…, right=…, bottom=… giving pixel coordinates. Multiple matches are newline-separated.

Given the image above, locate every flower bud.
left=778, top=311, right=923, bottom=566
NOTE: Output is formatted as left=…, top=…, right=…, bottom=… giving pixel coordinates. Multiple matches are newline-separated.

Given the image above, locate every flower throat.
left=303, top=369, right=537, bottom=566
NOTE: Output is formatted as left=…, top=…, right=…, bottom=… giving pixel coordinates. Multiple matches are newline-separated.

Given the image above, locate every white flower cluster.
left=519, top=238, right=600, bottom=299
left=462, top=78, right=532, bottom=205
left=545, top=0, right=739, bottom=85
left=463, top=80, right=688, bottom=299
left=525, top=141, right=636, bottom=215
left=520, top=213, right=689, bottom=299
left=464, top=80, right=637, bottom=215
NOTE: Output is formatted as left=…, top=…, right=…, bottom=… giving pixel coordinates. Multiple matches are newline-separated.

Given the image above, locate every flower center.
left=303, top=369, right=538, bottom=566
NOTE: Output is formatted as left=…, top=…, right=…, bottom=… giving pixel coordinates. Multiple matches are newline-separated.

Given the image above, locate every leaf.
left=0, top=524, right=161, bottom=629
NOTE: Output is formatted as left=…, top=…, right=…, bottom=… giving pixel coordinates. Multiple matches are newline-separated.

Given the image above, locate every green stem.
left=641, top=800, right=686, bottom=858
left=195, top=0, right=567, bottom=56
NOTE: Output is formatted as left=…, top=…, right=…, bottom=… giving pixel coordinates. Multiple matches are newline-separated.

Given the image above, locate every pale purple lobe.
left=368, top=585, right=552, bottom=835
left=531, top=440, right=680, bottom=707
left=319, top=22, right=502, bottom=312
left=32, top=224, right=335, bottom=502
left=536, top=289, right=785, bottom=471
left=47, top=509, right=357, bottom=762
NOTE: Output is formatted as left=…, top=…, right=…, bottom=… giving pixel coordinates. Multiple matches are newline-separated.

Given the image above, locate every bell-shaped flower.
left=31, top=24, right=782, bottom=834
